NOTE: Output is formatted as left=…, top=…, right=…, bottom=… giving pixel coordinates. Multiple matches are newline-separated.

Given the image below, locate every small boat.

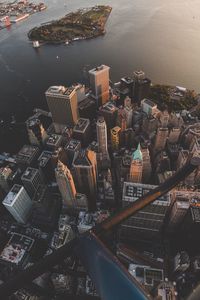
left=33, top=40, right=40, bottom=48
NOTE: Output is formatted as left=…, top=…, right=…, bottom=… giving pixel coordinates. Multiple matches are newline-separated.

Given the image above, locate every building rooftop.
left=129, top=264, right=163, bottom=287
left=16, top=145, right=39, bottom=164
left=38, top=151, right=52, bottom=167
left=65, top=139, right=81, bottom=151
left=142, top=98, right=157, bottom=108
left=123, top=182, right=170, bottom=205
left=101, top=101, right=117, bottom=112
left=46, top=134, right=62, bottom=146
left=73, top=150, right=91, bottom=167
left=26, top=117, right=40, bottom=129
left=89, top=64, right=110, bottom=74
left=21, top=167, right=38, bottom=181
left=0, top=233, right=34, bottom=265
left=3, top=184, right=23, bottom=206
left=46, top=85, right=75, bottom=97
left=73, top=118, right=90, bottom=133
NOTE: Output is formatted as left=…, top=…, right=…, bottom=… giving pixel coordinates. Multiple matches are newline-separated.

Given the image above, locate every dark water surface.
left=1, top=0, right=200, bottom=118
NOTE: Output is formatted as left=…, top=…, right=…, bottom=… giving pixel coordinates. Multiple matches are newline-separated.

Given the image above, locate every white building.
left=3, top=185, right=32, bottom=224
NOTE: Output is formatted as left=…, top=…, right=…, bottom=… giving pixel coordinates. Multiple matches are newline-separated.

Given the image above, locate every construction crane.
left=0, top=154, right=200, bottom=299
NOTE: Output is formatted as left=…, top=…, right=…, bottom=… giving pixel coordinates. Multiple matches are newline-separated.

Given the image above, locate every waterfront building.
left=133, top=70, right=151, bottom=103
left=26, top=117, right=48, bottom=146
left=120, top=182, right=170, bottom=240
left=157, top=110, right=169, bottom=128
left=3, top=185, right=32, bottom=224
left=73, top=118, right=91, bottom=147
left=21, top=167, right=43, bottom=198
left=45, top=85, right=79, bottom=133
left=89, top=65, right=110, bottom=106
left=129, top=144, right=143, bottom=183
left=72, top=150, right=97, bottom=211
left=55, top=160, right=76, bottom=208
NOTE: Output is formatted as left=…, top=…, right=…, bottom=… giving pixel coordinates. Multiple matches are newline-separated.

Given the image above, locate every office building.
left=154, top=128, right=169, bottom=152
left=73, top=118, right=91, bottom=147
left=16, top=145, right=40, bottom=167
left=55, top=160, right=76, bottom=207
left=120, top=78, right=134, bottom=100
left=46, top=134, right=63, bottom=150
left=3, top=185, right=32, bottom=224
left=176, top=150, right=195, bottom=185
left=21, top=167, right=43, bottom=198
left=111, top=126, right=121, bottom=151
left=168, top=198, right=190, bottom=231
left=141, top=147, right=152, bottom=183
left=31, top=185, right=60, bottom=231
left=26, top=117, right=48, bottom=146
left=89, top=65, right=110, bottom=106
left=96, top=117, right=108, bottom=156
left=0, top=166, right=12, bottom=193
left=72, top=150, right=97, bottom=211
left=157, top=110, right=169, bottom=128
left=168, top=128, right=181, bottom=144
left=117, top=106, right=127, bottom=131
left=45, top=85, right=79, bottom=133
left=129, top=144, right=143, bottom=183
left=141, top=99, right=158, bottom=116
left=65, top=139, right=81, bottom=166
left=120, top=182, right=170, bottom=240
left=99, top=101, right=118, bottom=131
left=38, top=151, right=54, bottom=182
left=133, top=70, right=151, bottom=103
left=124, top=98, right=133, bottom=128
left=74, top=83, right=86, bottom=103
left=78, top=97, right=96, bottom=121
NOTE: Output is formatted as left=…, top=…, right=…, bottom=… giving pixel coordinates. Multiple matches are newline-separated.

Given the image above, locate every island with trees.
left=28, top=5, right=112, bottom=45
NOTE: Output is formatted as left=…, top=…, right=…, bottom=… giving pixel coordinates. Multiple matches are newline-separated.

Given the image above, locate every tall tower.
left=111, top=126, right=121, bottom=151
left=129, top=144, right=143, bottom=183
left=89, top=65, right=110, bottom=106
left=133, top=70, right=151, bottom=103
left=96, top=117, right=108, bottom=156
left=154, top=128, right=169, bottom=152
left=141, top=147, right=151, bottom=183
left=55, top=160, right=76, bottom=207
left=72, top=150, right=97, bottom=211
left=45, top=85, right=79, bottom=133
left=3, top=185, right=32, bottom=224
left=26, top=117, right=48, bottom=146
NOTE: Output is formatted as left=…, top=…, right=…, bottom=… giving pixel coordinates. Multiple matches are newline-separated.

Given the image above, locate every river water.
left=1, top=0, right=200, bottom=119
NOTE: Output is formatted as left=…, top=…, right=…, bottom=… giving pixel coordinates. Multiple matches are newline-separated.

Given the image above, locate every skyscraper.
left=26, top=117, right=48, bottom=146
left=72, top=150, right=97, bottom=211
left=3, top=185, right=32, bottom=224
left=129, top=144, right=143, bottom=183
left=133, top=70, right=151, bottom=103
left=111, top=126, right=121, bottom=151
left=45, top=85, right=79, bottom=133
left=89, top=65, right=110, bottom=106
left=21, top=167, right=43, bottom=198
left=120, top=182, right=170, bottom=240
left=141, top=147, right=152, bottom=183
left=154, top=128, right=169, bottom=152
left=96, top=117, right=108, bottom=156
left=55, top=160, right=76, bottom=207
